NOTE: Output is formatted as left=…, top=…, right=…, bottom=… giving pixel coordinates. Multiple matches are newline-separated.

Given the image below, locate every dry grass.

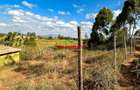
left=0, top=37, right=136, bottom=90
left=0, top=48, right=78, bottom=90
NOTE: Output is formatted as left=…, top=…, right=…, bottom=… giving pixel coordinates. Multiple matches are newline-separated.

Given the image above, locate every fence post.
left=114, top=33, right=118, bottom=90
left=124, top=30, right=128, bottom=62
left=77, top=26, right=83, bottom=90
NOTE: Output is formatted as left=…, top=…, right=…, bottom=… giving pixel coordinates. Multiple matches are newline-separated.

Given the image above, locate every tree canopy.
left=4, top=32, right=37, bottom=47
left=89, top=8, right=113, bottom=48
left=88, top=0, right=140, bottom=49
left=111, top=0, right=140, bottom=33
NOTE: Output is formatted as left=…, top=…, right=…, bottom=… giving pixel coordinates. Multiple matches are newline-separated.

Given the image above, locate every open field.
left=0, top=39, right=137, bottom=90
left=0, top=32, right=139, bottom=89
left=36, top=39, right=77, bottom=48
left=0, top=38, right=139, bottom=90
left=0, top=0, right=140, bottom=90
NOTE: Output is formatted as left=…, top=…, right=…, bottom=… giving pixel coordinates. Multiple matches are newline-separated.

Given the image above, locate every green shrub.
left=21, top=46, right=44, bottom=60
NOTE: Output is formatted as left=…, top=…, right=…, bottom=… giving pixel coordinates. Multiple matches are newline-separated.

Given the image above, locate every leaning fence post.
left=77, top=26, right=83, bottom=90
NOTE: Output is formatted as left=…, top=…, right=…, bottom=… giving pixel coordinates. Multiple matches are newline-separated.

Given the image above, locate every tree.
left=4, top=32, right=37, bottom=47
left=110, top=0, right=136, bottom=32
left=24, top=32, right=37, bottom=46
left=89, top=8, right=113, bottom=48
left=110, top=0, right=140, bottom=52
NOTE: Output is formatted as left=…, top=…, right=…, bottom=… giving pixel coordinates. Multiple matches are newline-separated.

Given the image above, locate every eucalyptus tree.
left=89, top=8, right=113, bottom=48
left=110, top=0, right=140, bottom=52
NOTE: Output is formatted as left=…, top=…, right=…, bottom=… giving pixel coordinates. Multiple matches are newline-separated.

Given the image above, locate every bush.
left=84, top=64, right=115, bottom=90
left=21, top=46, right=45, bottom=60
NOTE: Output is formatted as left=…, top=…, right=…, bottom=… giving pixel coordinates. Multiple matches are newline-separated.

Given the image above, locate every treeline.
left=2, top=32, right=36, bottom=47
left=46, top=34, right=77, bottom=40
left=88, top=0, right=140, bottom=50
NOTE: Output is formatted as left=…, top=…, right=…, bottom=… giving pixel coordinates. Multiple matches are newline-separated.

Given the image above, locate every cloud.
left=113, top=9, right=121, bottom=19
left=58, top=11, right=70, bottom=15
left=0, top=5, right=20, bottom=10
left=80, top=21, right=93, bottom=38
left=77, top=8, right=84, bottom=13
left=48, top=9, right=54, bottom=12
left=58, top=11, right=65, bottom=15
left=80, top=21, right=92, bottom=26
left=69, top=21, right=78, bottom=26
left=12, top=16, right=25, bottom=23
left=21, top=1, right=35, bottom=8
left=86, top=13, right=97, bottom=20
left=8, top=9, right=24, bottom=16
left=73, top=4, right=79, bottom=8
left=80, top=21, right=93, bottom=31
left=0, top=7, right=92, bottom=38
left=72, top=4, right=85, bottom=14
left=13, top=5, right=20, bottom=8
left=85, top=9, right=121, bottom=20
left=0, top=22, right=7, bottom=26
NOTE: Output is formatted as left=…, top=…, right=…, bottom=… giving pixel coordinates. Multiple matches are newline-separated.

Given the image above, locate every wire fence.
left=1, top=27, right=140, bottom=90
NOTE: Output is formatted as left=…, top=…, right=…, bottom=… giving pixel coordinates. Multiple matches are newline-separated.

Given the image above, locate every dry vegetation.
left=0, top=38, right=139, bottom=90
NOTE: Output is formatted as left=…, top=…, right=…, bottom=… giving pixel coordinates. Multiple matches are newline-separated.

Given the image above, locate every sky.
left=0, top=0, right=124, bottom=38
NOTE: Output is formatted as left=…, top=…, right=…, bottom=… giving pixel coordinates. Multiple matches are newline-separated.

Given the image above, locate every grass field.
left=36, top=39, right=77, bottom=48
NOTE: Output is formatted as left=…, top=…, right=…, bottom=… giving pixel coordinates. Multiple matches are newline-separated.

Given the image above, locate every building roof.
left=0, top=45, right=21, bottom=55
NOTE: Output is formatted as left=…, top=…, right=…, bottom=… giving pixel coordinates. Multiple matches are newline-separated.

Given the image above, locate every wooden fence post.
left=124, top=30, right=128, bottom=62
left=134, top=36, right=136, bottom=53
left=114, top=33, right=118, bottom=90
left=131, top=35, right=133, bottom=54
left=77, top=26, right=83, bottom=90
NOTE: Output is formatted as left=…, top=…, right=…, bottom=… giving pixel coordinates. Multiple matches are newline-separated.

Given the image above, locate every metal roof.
left=0, top=45, right=21, bottom=55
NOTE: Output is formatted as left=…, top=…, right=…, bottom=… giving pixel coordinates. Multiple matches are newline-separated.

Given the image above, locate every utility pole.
left=77, top=26, right=83, bottom=90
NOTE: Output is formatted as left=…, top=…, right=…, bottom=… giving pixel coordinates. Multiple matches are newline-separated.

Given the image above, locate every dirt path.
left=119, top=43, right=140, bottom=89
